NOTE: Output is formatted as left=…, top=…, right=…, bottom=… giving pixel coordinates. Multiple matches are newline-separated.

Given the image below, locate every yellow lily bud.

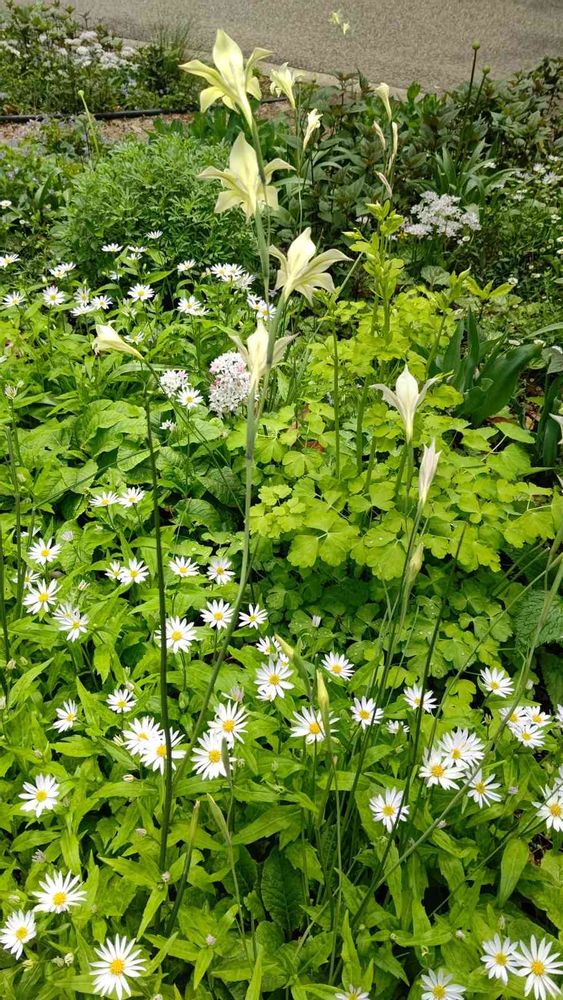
left=181, top=29, right=271, bottom=128
left=374, top=82, right=392, bottom=122
left=93, top=324, right=142, bottom=360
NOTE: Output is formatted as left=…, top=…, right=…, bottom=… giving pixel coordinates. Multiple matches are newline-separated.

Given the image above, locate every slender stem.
left=0, top=527, right=11, bottom=701
left=145, top=393, right=173, bottom=870
left=332, top=326, right=341, bottom=479
left=164, top=801, right=200, bottom=935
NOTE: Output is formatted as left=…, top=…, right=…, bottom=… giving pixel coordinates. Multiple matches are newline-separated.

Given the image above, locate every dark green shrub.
left=52, top=133, right=258, bottom=278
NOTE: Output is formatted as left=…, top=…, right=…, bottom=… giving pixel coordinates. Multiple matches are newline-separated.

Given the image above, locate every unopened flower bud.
left=135, top=827, right=147, bottom=837
left=472, top=39, right=481, bottom=49
left=64, top=952, right=74, bottom=965
left=122, top=773, right=136, bottom=783
left=206, top=934, right=216, bottom=947
left=161, top=871, right=171, bottom=883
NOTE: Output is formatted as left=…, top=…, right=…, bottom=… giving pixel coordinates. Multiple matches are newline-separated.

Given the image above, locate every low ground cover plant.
left=0, top=24, right=561, bottom=1000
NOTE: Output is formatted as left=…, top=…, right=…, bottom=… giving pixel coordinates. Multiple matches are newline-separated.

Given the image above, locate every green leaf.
left=245, top=945, right=263, bottom=999
left=498, top=838, right=529, bottom=904
left=233, top=807, right=301, bottom=845
left=261, top=849, right=304, bottom=933
left=341, top=911, right=361, bottom=985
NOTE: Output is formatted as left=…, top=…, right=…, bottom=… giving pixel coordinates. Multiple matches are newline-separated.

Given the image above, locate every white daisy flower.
left=321, top=651, right=354, bottom=680
left=107, top=688, right=136, bottom=714
left=28, top=536, right=61, bottom=566
left=3, top=291, right=25, bottom=307
left=209, top=701, right=247, bottom=747
left=33, top=870, right=86, bottom=912
left=23, top=578, right=58, bottom=614
left=534, top=785, right=563, bottom=832
left=369, top=786, right=409, bottom=832
left=126, top=245, right=147, bottom=254
left=0, top=199, right=12, bottom=208
left=101, top=243, right=123, bottom=253
left=351, top=697, right=383, bottom=729
left=500, top=705, right=528, bottom=731
left=146, top=229, right=163, bottom=239
left=480, top=667, right=514, bottom=698
left=467, top=769, right=502, bottom=807
left=177, top=259, right=196, bottom=272
left=421, top=969, right=466, bottom=1000
left=53, top=700, right=79, bottom=733
left=515, top=936, right=563, bottom=1000
left=177, top=385, right=204, bottom=408
left=19, top=774, right=59, bottom=817
left=105, top=561, right=122, bottom=580
left=419, top=752, right=460, bottom=790
left=90, top=935, right=145, bottom=999
left=207, top=557, right=234, bottom=585
left=239, top=604, right=268, bottom=629
left=57, top=609, right=89, bottom=642
left=255, top=659, right=294, bottom=701
left=156, top=616, right=197, bottom=654
left=169, top=555, right=199, bottom=578
left=192, top=731, right=229, bottom=780
left=74, top=287, right=91, bottom=305
left=42, top=285, right=65, bottom=307
left=71, top=303, right=95, bottom=317
left=177, top=295, right=208, bottom=316
left=523, top=706, right=551, bottom=728
left=90, top=491, right=120, bottom=508
left=123, top=716, right=163, bottom=756
left=0, top=253, right=20, bottom=267
left=290, top=707, right=337, bottom=744
left=387, top=719, right=409, bottom=735
left=256, top=635, right=281, bottom=657
left=128, top=283, right=154, bottom=302
left=336, top=990, right=370, bottom=1000
left=512, top=723, right=545, bottom=748
left=201, top=599, right=233, bottom=630
left=118, top=559, right=149, bottom=585
left=0, top=910, right=36, bottom=959
left=91, top=294, right=113, bottom=310
left=49, top=261, right=75, bottom=277
left=437, top=728, right=485, bottom=771
left=117, top=487, right=145, bottom=508
left=20, top=568, right=40, bottom=588
left=404, top=684, right=437, bottom=713
left=139, top=729, right=185, bottom=773
left=481, top=935, right=521, bottom=984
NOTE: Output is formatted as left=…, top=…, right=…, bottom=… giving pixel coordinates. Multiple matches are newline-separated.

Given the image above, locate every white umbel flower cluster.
left=208, top=351, right=251, bottom=417
left=403, top=191, right=480, bottom=242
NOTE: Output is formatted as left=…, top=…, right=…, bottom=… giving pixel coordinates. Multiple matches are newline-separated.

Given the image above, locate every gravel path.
left=13, top=0, right=563, bottom=92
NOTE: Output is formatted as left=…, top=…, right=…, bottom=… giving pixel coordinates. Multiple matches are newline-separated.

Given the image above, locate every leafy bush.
left=52, top=133, right=258, bottom=279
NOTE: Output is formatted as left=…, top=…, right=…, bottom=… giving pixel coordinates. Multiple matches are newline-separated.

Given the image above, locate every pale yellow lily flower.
left=418, top=439, right=442, bottom=507
left=374, top=82, right=392, bottom=122
left=231, top=320, right=295, bottom=388
left=180, top=30, right=271, bottom=128
left=303, top=108, right=322, bottom=150
left=372, top=365, right=440, bottom=442
left=270, top=63, right=303, bottom=110
left=93, top=324, right=142, bottom=360
left=199, top=132, right=292, bottom=219
left=270, top=228, right=349, bottom=303
left=550, top=413, right=563, bottom=445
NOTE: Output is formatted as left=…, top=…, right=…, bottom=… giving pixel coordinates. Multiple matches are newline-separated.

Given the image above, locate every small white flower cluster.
left=159, top=369, right=189, bottom=398
left=123, top=716, right=186, bottom=773
left=59, top=30, right=135, bottom=71
left=192, top=701, right=248, bottom=779
left=90, top=487, right=145, bottom=509
left=208, top=351, right=251, bottom=416
left=403, top=191, right=481, bottom=241
left=247, top=293, right=276, bottom=321
left=254, top=636, right=293, bottom=702
left=533, top=775, right=563, bottom=832
left=208, top=262, right=254, bottom=290
left=481, top=933, right=563, bottom=999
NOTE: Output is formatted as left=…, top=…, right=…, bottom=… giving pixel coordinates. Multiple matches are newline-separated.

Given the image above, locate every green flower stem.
left=355, top=379, right=370, bottom=474
left=145, top=392, right=173, bottom=871
left=0, top=526, right=11, bottom=701
left=164, top=801, right=200, bottom=936
left=332, top=325, right=341, bottom=479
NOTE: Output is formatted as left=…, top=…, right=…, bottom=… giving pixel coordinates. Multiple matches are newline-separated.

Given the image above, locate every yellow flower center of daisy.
left=451, top=748, right=461, bottom=759
left=269, top=674, right=280, bottom=685
left=531, top=960, right=545, bottom=976
left=432, top=987, right=446, bottom=999
left=431, top=764, right=445, bottom=778
left=66, top=713, right=76, bottom=721
left=413, top=696, right=421, bottom=705
left=359, top=709, right=370, bottom=720
left=110, top=958, right=125, bottom=975
left=101, top=498, right=110, bottom=505
left=156, top=745, right=167, bottom=757
left=331, top=664, right=342, bottom=674
left=510, top=712, right=519, bottom=723
left=475, top=782, right=486, bottom=794
left=495, top=952, right=507, bottom=966
left=209, top=750, right=221, bottom=763
left=15, top=926, right=29, bottom=941
left=39, top=592, right=49, bottom=603
left=216, top=566, right=224, bottom=573
left=550, top=803, right=561, bottom=817
left=490, top=681, right=499, bottom=690
left=117, top=699, right=127, bottom=709
left=35, top=789, right=47, bottom=802
left=52, top=892, right=67, bottom=906
left=213, top=612, right=223, bottom=620
left=41, top=548, right=50, bottom=557
left=308, top=722, right=321, bottom=735
left=222, top=720, right=235, bottom=732
left=72, top=620, right=81, bottom=629
left=171, top=630, right=183, bottom=641
left=522, top=731, right=532, bottom=741
left=382, top=804, right=395, bottom=817
left=130, top=570, right=138, bottom=579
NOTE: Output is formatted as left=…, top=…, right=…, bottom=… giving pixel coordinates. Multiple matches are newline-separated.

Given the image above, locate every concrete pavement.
left=15, top=0, right=563, bottom=92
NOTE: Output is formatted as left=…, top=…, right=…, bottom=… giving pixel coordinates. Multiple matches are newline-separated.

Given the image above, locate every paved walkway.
left=21, top=0, right=563, bottom=91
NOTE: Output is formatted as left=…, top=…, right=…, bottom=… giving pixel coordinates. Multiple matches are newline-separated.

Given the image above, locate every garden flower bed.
left=0, top=8, right=562, bottom=1000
